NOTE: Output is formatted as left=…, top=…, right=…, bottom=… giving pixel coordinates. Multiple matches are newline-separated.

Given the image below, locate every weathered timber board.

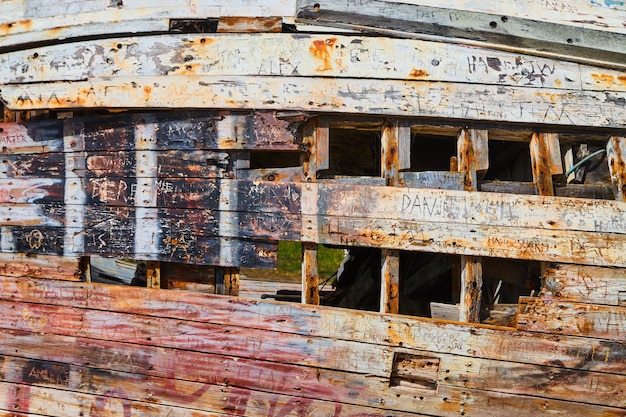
left=0, top=1, right=296, bottom=48
left=541, top=264, right=626, bottom=306
left=296, top=0, right=626, bottom=68
left=2, top=76, right=625, bottom=128
left=0, top=278, right=623, bottom=376
left=517, top=297, right=626, bottom=340
left=0, top=254, right=80, bottom=281
left=0, top=111, right=301, bottom=154
left=0, top=358, right=423, bottom=417
left=1, top=335, right=623, bottom=416
left=2, top=33, right=626, bottom=93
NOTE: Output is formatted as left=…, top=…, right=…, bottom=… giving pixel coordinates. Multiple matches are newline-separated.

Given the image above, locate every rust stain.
left=409, top=68, right=429, bottom=78
left=590, top=73, right=615, bottom=86
left=309, top=38, right=338, bottom=72
left=0, top=19, right=32, bottom=34
left=553, top=79, right=562, bottom=87
left=143, top=85, right=152, bottom=95
left=618, top=75, right=626, bottom=85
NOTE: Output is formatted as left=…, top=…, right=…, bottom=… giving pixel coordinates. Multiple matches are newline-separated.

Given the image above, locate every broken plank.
left=541, top=264, right=626, bottom=306
left=2, top=76, right=625, bottom=128
left=517, top=297, right=626, bottom=340
left=1, top=277, right=624, bottom=375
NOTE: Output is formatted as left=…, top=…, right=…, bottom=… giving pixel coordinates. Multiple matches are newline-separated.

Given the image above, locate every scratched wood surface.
left=517, top=297, right=626, bottom=340
left=296, top=0, right=626, bottom=68
left=541, top=264, right=626, bottom=306
left=0, top=1, right=296, bottom=49
left=3, top=33, right=626, bottom=94
left=0, top=277, right=624, bottom=415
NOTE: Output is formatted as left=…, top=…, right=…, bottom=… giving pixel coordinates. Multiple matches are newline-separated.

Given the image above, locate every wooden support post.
left=81, top=257, right=92, bottom=282
left=379, top=120, right=409, bottom=314
left=530, top=133, right=562, bottom=276
left=530, top=133, right=562, bottom=196
left=302, top=242, right=320, bottom=305
left=458, top=129, right=488, bottom=323
left=606, top=136, right=626, bottom=201
left=316, top=115, right=330, bottom=171
left=146, top=261, right=161, bottom=289
left=223, top=267, right=240, bottom=296
left=301, top=118, right=320, bottom=305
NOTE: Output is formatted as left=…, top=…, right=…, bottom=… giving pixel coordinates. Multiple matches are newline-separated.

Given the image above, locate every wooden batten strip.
left=541, top=264, right=626, bottom=306
left=0, top=253, right=81, bottom=281
left=517, top=297, right=626, bottom=341
left=1, top=277, right=624, bottom=375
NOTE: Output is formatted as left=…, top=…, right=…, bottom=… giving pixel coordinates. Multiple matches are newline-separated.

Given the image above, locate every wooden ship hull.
left=0, top=1, right=625, bottom=415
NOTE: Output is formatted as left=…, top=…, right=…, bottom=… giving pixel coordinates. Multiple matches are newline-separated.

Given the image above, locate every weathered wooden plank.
left=0, top=1, right=296, bottom=48
left=0, top=253, right=80, bottom=280
left=541, top=264, right=626, bottom=306
left=301, top=183, right=626, bottom=236
left=3, top=32, right=626, bottom=93
left=480, top=180, right=615, bottom=199
left=0, top=111, right=301, bottom=154
left=303, top=214, right=626, bottom=266
left=10, top=330, right=618, bottom=417
left=302, top=242, right=320, bottom=304
left=530, top=133, right=558, bottom=196
left=400, top=171, right=464, bottom=190
left=0, top=358, right=433, bottom=417
left=2, top=76, right=625, bottom=128
left=439, top=354, right=626, bottom=408
left=1, top=277, right=624, bottom=375
left=607, top=136, right=626, bottom=201
left=296, top=0, right=626, bottom=68
left=517, top=297, right=626, bottom=340
left=0, top=299, right=395, bottom=377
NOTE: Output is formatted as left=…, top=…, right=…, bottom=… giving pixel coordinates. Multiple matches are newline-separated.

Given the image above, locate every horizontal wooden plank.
left=303, top=214, right=626, bottom=266
left=2, top=33, right=625, bottom=93
left=0, top=299, right=395, bottom=377
left=0, top=1, right=296, bottom=48
left=517, top=297, right=626, bottom=340
left=0, top=356, right=423, bottom=417
left=1, top=277, right=624, bottom=375
left=439, top=355, right=626, bottom=408
left=296, top=0, right=626, bottom=68
left=1, top=336, right=623, bottom=416
left=0, top=253, right=80, bottom=280
left=2, top=75, right=625, bottom=128
left=0, top=111, right=301, bottom=154
left=481, top=180, right=616, bottom=200
left=541, top=264, right=626, bottom=306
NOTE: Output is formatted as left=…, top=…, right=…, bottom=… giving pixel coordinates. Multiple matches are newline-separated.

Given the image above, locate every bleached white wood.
left=297, top=0, right=626, bottom=68
left=2, top=75, right=625, bottom=128
left=1, top=33, right=624, bottom=93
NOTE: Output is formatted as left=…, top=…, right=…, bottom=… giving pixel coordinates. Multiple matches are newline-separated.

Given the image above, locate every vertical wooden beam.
left=530, top=132, right=562, bottom=277
left=457, top=129, right=488, bottom=323
left=607, top=136, right=626, bottom=201
left=301, top=118, right=320, bottom=305
left=379, top=120, right=409, bottom=314
left=146, top=261, right=161, bottom=289
left=215, top=266, right=225, bottom=295
left=223, top=267, right=240, bottom=296
left=302, top=242, right=320, bottom=305
left=530, top=133, right=562, bottom=196
left=316, top=115, right=330, bottom=171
